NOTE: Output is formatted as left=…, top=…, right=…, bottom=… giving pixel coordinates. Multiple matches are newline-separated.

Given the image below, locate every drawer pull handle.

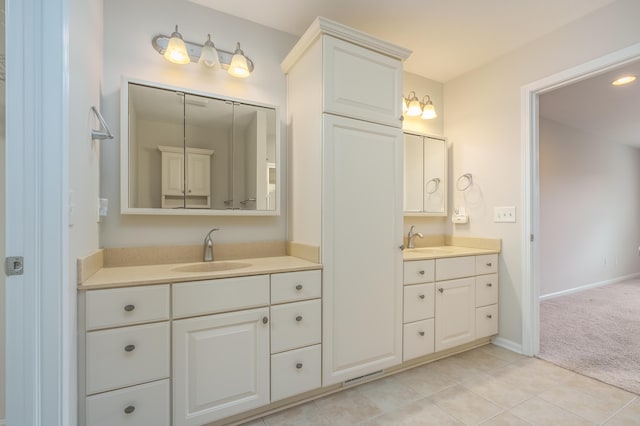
left=295, top=315, right=303, bottom=322
left=124, top=405, right=135, bottom=415
left=418, top=270, right=425, bottom=275
left=262, top=316, right=269, bottom=324
left=296, top=363, right=303, bottom=369
left=295, top=284, right=303, bottom=290
left=124, top=344, right=136, bottom=352
left=124, top=304, right=135, bottom=312
left=486, top=262, right=492, bottom=267
left=419, top=294, right=425, bottom=299
left=438, top=288, right=444, bottom=293
left=486, top=314, right=493, bottom=319
left=419, top=331, right=425, bottom=336
left=486, top=283, right=493, bottom=287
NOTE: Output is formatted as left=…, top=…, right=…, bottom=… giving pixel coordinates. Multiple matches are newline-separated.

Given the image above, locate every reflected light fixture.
left=152, top=24, right=254, bottom=78
left=612, top=75, right=636, bottom=86
left=402, top=91, right=437, bottom=120
left=164, top=25, right=190, bottom=64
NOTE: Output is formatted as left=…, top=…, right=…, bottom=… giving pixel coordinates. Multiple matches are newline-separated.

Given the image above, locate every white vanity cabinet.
left=158, top=145, right=214, bottom=209
left=283, top=17, right=410, bottom=387
left=80, top=285, right=171, bottom=426
left=402, top=260, right=436, bottom=361
left=404, top=133, right=447, bottom=216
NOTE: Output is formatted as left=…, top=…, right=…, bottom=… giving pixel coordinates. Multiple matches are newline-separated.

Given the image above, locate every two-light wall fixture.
left=152, top=25, right=254, bottom=78
left=402, top=91, right=437, bottom=120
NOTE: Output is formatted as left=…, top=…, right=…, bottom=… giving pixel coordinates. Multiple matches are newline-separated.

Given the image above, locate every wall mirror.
left=121, top=78, right=279, bottom=215
left=403, top=132, right=447, bottom=216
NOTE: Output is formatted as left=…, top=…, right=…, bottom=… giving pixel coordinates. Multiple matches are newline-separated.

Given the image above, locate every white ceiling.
left=188, top=0, right=616, bottom=82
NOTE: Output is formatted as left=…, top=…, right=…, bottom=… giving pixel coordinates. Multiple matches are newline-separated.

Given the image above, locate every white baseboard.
left=491, top=336, right=524, bottom=355
left=539, top=272, right=640, bottom=301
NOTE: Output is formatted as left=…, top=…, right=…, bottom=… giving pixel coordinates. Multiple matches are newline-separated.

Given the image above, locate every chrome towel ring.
left=456, top=173, right=473, bottom=191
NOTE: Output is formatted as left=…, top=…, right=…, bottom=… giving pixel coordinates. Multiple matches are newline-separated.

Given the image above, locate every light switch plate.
left=494, top=206, right=516, bottom=223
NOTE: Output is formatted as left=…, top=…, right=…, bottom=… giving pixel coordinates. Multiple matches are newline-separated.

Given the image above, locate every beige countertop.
left=403, top=246, right=499, bottom=261
left=79, top=256, right=322, bottom=290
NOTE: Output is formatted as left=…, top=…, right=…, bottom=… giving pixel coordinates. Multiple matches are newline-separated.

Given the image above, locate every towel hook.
left=90, top=106, right=114, bottom=141
left=456, top=173, right=473, bottom=191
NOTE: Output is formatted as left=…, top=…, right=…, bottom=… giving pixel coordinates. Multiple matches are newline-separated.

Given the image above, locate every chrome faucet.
left=407, top=225, right=424, bottom=249
left=203, top=228, right=220, bottom=262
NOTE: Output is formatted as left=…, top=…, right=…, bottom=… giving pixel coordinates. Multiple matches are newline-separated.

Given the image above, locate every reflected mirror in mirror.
left=124, top=80, right=279, bottom=215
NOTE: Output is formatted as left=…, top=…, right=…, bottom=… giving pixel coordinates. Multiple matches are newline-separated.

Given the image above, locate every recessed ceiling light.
left=611, top=75, right=636, bottom=86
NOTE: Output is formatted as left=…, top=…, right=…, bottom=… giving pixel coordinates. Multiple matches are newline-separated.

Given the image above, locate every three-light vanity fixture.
left=152, top=25, right=254, bottom=78
left=402, top=91, right=437, bottom=120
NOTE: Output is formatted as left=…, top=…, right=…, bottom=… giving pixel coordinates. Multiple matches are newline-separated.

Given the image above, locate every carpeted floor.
left=538, top=277, right=640, bottom=395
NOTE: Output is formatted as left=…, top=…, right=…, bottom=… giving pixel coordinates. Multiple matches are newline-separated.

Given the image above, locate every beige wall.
left=444, top=0, right=640, bottom=348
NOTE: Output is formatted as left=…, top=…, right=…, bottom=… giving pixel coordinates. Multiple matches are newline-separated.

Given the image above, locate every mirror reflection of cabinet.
left=404, top=133, right=447, bottom=216
left=122, top=79, right=279, bottom=215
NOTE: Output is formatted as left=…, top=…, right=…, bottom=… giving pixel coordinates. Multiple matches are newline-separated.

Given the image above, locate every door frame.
left=521, top=42, right=640, bottom=356
left=6, top=0, right=69, bottom=424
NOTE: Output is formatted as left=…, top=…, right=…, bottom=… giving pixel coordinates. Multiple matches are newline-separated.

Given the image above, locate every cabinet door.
left=434, top=278, right=475, bottom=352
left=161, top=151, right=184, bottom=196
left=323, top=36, right=403, bottom=128
left=186, top=152, right=210, bottom=196
left=423, top=137, right=446, bottom=214
left=322, top=114, right=403, bottom=385
left=403, top=133, right=424, bottom=213
left=172, top=308, right=270, bottom=426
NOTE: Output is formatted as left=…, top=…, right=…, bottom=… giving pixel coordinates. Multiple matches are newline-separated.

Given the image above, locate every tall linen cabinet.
left=281, top=18, right=411, bottom=386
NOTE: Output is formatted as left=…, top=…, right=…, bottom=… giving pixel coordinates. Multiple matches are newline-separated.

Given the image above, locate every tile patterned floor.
left=241, top=344, right=640, bottom=425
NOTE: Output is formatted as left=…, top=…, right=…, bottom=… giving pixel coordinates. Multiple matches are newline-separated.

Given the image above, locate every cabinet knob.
left=295, top=284, right=303, bottom=290
left=418, top=270, right=425, bottom=275
left=399, top=244, right=405, bottom=251
left=419, top=331, right=425, bottom=336
left=124, top=344, right=136, bottom=352
left=124, top=405, right=136, bottom=415
left=295, top=315, right=303, bottom=322
left=188, top=189, right=192, bottom=193
left=124, top=304, right=135, bottom=312
left=296, top=363, right=303, bottom=369
left=262, top=316, right=269, bottom=324
left=419, top=294, right=425, bottom=299
left=486, top=314, right=493, bottom=319
left=438, top=288, right=444, bottom=293
left=486, top=282, right=493, bottom=287
left=486, top=262, right=492, bottom=267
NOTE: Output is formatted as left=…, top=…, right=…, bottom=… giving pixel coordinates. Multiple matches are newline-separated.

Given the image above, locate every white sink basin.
left=172, top=261, right=252, bottom=273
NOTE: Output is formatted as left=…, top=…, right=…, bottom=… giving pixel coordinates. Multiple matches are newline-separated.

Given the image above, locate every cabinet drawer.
left=85, top=379, right=170, bottom=426
left=435, top=256, right=475, bottom=281
left=403, top=260, right=435, bottom=285
left=476, top=274, right=498, bottom=307
left=85, top=285, right=170, bottom=331
left=270, top=299, right=321, bottom=353
left=172, top=275, right=269, bottom=319
left=476, top=254, right=498, bottom=275
left=403, top=319, right=434, bottom=361
left=271, top=270, right=321, bottom=304
left=323, top=35, right=403, bottom=127
left=403, top=283, right=434, bottom=323
left=271, top=344, right=321, bottom=402
left=86, top=322, right=169, bottom=395
left=476, top=305, right=498, bottom=338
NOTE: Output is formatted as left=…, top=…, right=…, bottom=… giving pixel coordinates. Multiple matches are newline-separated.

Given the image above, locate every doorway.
left=521, top=42, right=640, bottom=356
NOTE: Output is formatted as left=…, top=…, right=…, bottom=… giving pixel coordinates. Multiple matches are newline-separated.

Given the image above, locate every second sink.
left=172, top=261, right=252, bottom=273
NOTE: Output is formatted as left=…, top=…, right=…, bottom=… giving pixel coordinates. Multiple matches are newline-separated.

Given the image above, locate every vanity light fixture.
left=611, top=75, right=636, bottom=86
left=402, top=91, right=437, bottom=120
left=152, top=25, right=254, bottom=77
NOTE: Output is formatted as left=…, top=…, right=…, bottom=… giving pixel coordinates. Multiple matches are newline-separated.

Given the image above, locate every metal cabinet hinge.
left=5, top=256, right=24, bottom=276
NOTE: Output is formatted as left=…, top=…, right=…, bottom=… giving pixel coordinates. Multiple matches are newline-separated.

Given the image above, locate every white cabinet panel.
left=270, top=299, right=321, bottom=354
left=403, top=319, right=435, bottom=361
left=323, top=36, right=403, bottom=127
left=85, top=285, right=170, bottom=331
left=86, top=322, right=169, bottom=395
left=271, top=270, right=322, bottom=304
left=476, top=305, right=498, bottom=338
left=172, top=308, right=270, bottom=426
left=186, top=152, right=211, bottom=196
left=404, top=133, right=424, bottom=213
left=404, top=134, right=447, bottom=215
left=476, top=254, right=498, bottom=275
left=434, top=278, right=476, bottom=352
left=403, top=259, right=435, bottom=285
left=322, top=114, right=403, bottom=385
left=435, top=256, right=475, bottom=281
left=403, top=283, right=435, bottom=323
left=271, top=345, right=321, bottom=402
left=475, top=274, right=498, bottom=307
left=85, top=379, right=170, bottom=426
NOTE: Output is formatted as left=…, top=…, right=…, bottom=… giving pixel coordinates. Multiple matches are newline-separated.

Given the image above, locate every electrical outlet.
left=494, top=206, right=516, bottom=223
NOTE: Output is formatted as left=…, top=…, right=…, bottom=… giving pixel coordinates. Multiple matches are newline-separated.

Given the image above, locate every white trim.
left=521, top=42, right=640, bottom=357
left=491, top=337, right=523, bottom=355
left=540, top=273, right=640, bottom=301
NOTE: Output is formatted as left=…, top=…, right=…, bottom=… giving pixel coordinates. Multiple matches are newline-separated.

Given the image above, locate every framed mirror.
left=403, top=132, right=447, bottom=216
left=121, top=78, right=280, bottom=215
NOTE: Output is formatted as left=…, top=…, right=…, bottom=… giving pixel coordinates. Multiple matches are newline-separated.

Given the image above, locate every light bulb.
left=199, top=34, right=221, bottom=69
left=406, top=98, right=422, bottom=116
left=164, top=25, right=190, bottom=64
left=228, top=42, right=251, bottom=78
left=612, top=75, right=636, bottom=86
left=421, top=102, right=437, bottom=120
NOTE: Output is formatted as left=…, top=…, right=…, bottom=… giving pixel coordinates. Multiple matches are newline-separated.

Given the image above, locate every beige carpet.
left=538, top=277, right=640, bottom=395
